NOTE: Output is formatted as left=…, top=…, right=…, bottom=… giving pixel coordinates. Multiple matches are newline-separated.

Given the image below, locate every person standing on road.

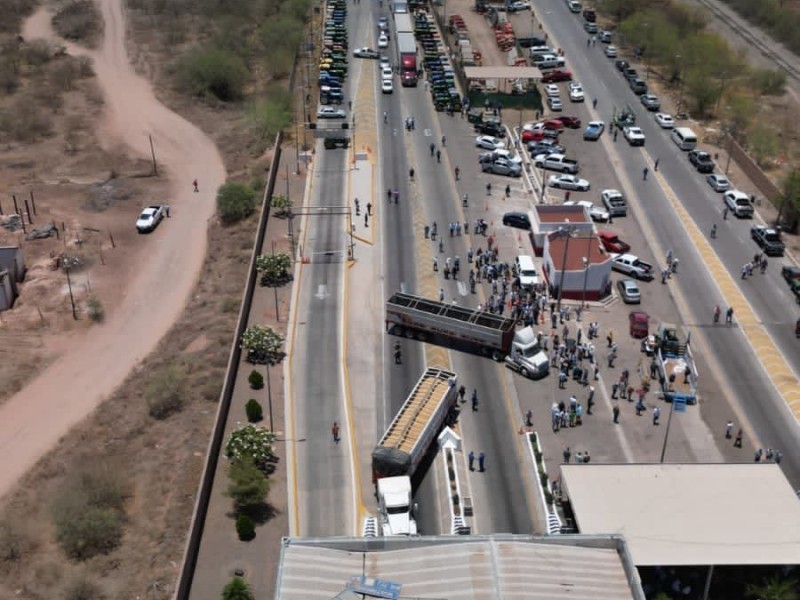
left=652, top=406, right=661, bottom=425
left=734, top=428, right=743, bottom=447
left=643, top=167, right=649, bottom=181
left=654, top=158, right=660, bottom=171
left=587, top=386, right=595, bottom=414
left=455, top=166, right=460, bottom=180
left=441, top=135, right=447, bottom=147
left=563, top=446, right=571, bottom=464
left=471, top=389, right=479, bottom=411
left=436, top=149, right=441, bottom=163
left=468, top=450, right=475, bottom=471
left=332, top=421, right=340, bottom=444
left=394, top=341, right=402, bottom=364
left=612, top=404, right=620, bottom=424
left=430, top=142, right=435, bottom=156
left=478, top=451, right=486, bottom=472
left=726, top=306, right=734, bottom=325
left=725, top=420, right=734, bottom=438
left=193, top=179, right=199, bottom=192
left=711, top=224, right=717, bottom=239
left=459, top=385, right=466, bottom=403
left=713, top=305, right=721, bottom=324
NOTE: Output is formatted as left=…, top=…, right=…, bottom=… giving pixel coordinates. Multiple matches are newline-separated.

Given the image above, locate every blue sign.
left=348, top=576, right=402, bottom=599
left=674, top=397, right=687, bottom=413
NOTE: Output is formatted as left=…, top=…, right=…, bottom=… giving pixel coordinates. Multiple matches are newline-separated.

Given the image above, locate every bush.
left=241, top=324, right=283, bottom=364
left=248, top=370, right=264, bottom=390
left=225, top=424, right=276, bottom=466
left=270, top=194, right=292, bottom=216
left=249, top=89, right=293, bottom=148
left=178, top=48, right=248, bottom=102
left=227, top=459, right=270, bottom=512
left=52, top=0, right=103, bottom=47
left=245, top=399, right=263, bottom=422
left=217, top=182, right=257, bottom=225
left=255, top=252, right=293, bottom=286
left=0, top=517, right=33, bottom=562
left=63, top=573, right=106, bottom=600
left=750, top=68, right=786, bottom=96
left=52, top=462, right=130, bottom=560
left=222, top=576, right=254, bottom=600
left=86, top=296, right=104, bottom=322
left=0, top=93, right=53, bottom=141
left=145, top=366, right=185, bottom=419
left=235, top=514, right=255, bottom=541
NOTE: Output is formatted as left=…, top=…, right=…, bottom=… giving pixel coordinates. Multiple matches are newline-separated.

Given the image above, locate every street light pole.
left=555, top=227, right=573, bottom=315
left=581, top=256, right=589, bottom=308
left=659, top=398, right=676, bottom=463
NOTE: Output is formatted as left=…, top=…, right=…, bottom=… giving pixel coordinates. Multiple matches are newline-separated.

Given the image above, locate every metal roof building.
left=560, top=463, right=800, bottom=567
left=274, top=534, right=645, bottom=599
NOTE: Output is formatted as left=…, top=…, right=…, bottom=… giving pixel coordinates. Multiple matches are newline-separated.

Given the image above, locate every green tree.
left=747, top=122, right=779, bottom=167
left=240, top=324, right=283, bottom=363
left=249, top=89, right=292, bottom=144
left=227, top=459, right=270, bottom=512
left=776, top=170, right=800, bottom=231
left=746, top=576, right=799, bottom=600
left=750, top=68, right=787, bottom=96
left=178, top=48, right=248, bottom=101
left=225, top=424, right=276, bottom=465
left=217, top=182, right=257, bottom=225
left=222, top=576, right=254, bottom=600
left=255, top=252, right=292, bottom=285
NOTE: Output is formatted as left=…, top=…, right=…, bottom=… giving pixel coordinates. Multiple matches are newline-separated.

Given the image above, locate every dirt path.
left=0, top=0, right=226, bottom=500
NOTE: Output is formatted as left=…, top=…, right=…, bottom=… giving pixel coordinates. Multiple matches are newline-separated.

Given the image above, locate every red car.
left=541, top=69, right=572, bottom=83
left=598, top=230, right=631, bottom=253
left=629, top=311, right=649, bottom=339
left=521, top=129, right=547, bottom=143
left=555, top=115, right=582, bottom=129
left=542, top=119, right=565, bottom=131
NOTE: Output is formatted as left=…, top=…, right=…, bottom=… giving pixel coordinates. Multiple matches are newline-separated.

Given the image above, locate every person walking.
left=193, top=179, right=199, bottom=192
left=563, top=446, right=571, bottom=464
left=725, top=420, right=734, bottom=439
left=471, top=389, right=479, bottom=411
left=734, top=428, right=743, bottom=448
left=459, top=384, right=466, bottom=403
left=393, top=189, right=399, bottom=204
left=587, top=386, right=595, bottom=414
left=439, top=288, right=445, bottom=302
left=455, top=166, right=460, bottom=180
left=713, top=305, right=721, bottom=324
left=711, top=224, right=717, bottom=239
left=652, top=406, right=661, bottom=425
left=436, top=149, right=441, bottom=163
left=505, top=184, right=511, bottom=198
left=654, top=158, right=660, bottom=171
left=486, top=182, right=492, bottom=196
left=433, top=257, right=438, bottom=272
left=394, top=341, right=402, bottom=364
left=611, top=382, right=619, bottom=399
left=612, top=404, right=620, bottom=424
left=332, top=421, right=340, bottom=443
left=441, top=135, right=447, bottom=147
left=725, top=306, right=734, bottom=325
left=525, top=409, right=533, bottom=426
left=367, top=202, right=372, bottom=216
left=468, top=450, right=475, bottom=471
left=478, top=451, right=486, bottom=472
left=409, top=168, right=415, bottom=180
left=430, top=142, right=435, bottom=156
left=643, top=167, right=649, bottom=181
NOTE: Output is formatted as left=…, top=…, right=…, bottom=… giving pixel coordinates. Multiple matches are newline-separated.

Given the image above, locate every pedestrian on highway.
left=468, top=450, right=475, bottom=471
left=387, top=188, right=392, bottom=202
left=654, top=158, right=660, bottom=171
left=433, top=257, right=438, bottom=272
left=606, top=330, right=614, bottom=347
left=439, top=239, right=444, bottom=253
left=587, top=386, right=595, bottom=414
left=643, top=167, right=649, bottom=181
left=436, top=149, right=441, bottom=163
left=613, top=129, right=618, bottom=142
left=409, top=168, right=415, bottom=180
left=430, top=142, right=435, bottom=156
left=652, top=406, right=661, bottom=425
left=526, top=409, right=533, bottom=426
left=424, top=224, right=430, bottom=239
left=394, top=341, right=402, bottom=364
left=463, top=193, right=469, bottom=207
left=611, top=382, right=619, bottom=399
left=478, top=451, right=486, bottom=472
left=734, top=428, right=743, bottom=447
left=455, top=166, right=460, bottom=180
left=332, top=421, right=340, bottom=444
left=193, top=178, right=199, bottom=192
left=472, top=389, right=479, bottom=411
left=367, top=202, right=372, bottom=216
left=563, top=446, right=571, bottom=464
left=505, top=184, right=511, bottom=198
left=439, top=288, right=445, bottom=302
left=486, top=182, right=492, bottom=196
left=587, top=37, right=591, bottom=47
left=725, top=306, right=734, bottom=325
left=592, top=98, right=597, bottom=109
left=442, top=135, right=447, bottom=147
left=365, top=213, right=369, bottom=227
left=776, top=450, right=783, bottom=464
left=711, top=224, right=717, bottom=239
left=725, top=420, right=734, bottom=438
left=723, top=206, right=729, bottom=220
left=393, top=189, right=399, bottom=204
left=558, top=371, right=568, bottom=389
left=458, top=384, right=467, bottom=403
left=754, top=448, right=763, bottom=462
left=713, top=305, right=721, bottom=324
left=760, top=258, right=768, bottom=274
left=612, top=404, right=620, bottom=424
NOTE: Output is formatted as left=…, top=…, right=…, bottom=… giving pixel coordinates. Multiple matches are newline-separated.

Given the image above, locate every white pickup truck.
left=533, top=153, right=580, bottom=174
left=611, top=253, right=655, bottom=281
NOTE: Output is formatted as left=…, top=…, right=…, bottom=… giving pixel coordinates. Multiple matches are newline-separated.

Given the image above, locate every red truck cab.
left=598, top=230, right=631, bottom=254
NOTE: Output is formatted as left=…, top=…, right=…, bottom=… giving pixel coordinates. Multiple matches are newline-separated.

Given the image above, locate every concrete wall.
left=540, top=260, right=612, bottom=301
left=0, top=271, right=14, bottom=311
left=0, top=246, right=25, bottom=284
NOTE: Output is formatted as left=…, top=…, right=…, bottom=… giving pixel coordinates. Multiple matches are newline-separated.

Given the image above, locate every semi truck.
left=371, top=367, right=459, bottom=484
left=652, top=323, right=697, bottom=404
left=385, top=292, right=549, bottom=378
left=377, top=476, right=418, bottom=536
left=396, top=32, right=418, bottom=86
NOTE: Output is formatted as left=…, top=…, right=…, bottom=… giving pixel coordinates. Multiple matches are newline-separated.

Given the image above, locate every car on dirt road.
left=136, top=205, right=166, bottom=233
left=548, top=174, right=590, bottom=191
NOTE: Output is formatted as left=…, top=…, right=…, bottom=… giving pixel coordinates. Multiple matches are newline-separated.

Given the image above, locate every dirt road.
left=0, top=0, right=226, bottom=500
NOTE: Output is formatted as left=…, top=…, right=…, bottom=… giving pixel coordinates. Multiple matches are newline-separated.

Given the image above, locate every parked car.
left=599, top=30, right=613, bottom=43
left=548, top=174, right=590, bottom=191
left=569, top=84, right=585, bottom=102
left=598, top=230, right=631, bottom=253
left=601, top=189, right=628, bottom=216
left=750, top=225, right=785, bottom=256
left=583, top=120, right=605, bottom=141
left=781, top=266, right=800, bottom=298
left=724, top=190, right=754, bottom=217
left=688, top=150, right=715, bottom=173
left=544, top=83, right=560, bottom=98
left=706, top=174, right=731, bottom=192
left=483, top=158, right=522, bottom=177
left=136, top=205, right=166, bottom=233
left=629, top=78, right=648, bottom=95
left=548, top=96, right=563, bottom=111
left=555, top=115, right=581, bottom=128
left=480, top=148, right=522, bottom=165
left=475, top=121, right=507, bottom=138
left=475, top=135, right=506, bottom=150
left=528, top=141, right=565, bottom=156
left=655, top=113, right=675, bottom=129
left=604, top=45, right=618, bottom=58
left=623, top=126, right=646, bottom=146
left=617, top=279, right=641, bottom=304
left=640, top=94, right=660, bottom=110
left=378, top=34, right=388, bottom=48
left=353, top=47, right=379, bottom=58
left=565, top=200, right=609, bottom=222
left=584, top=21, right=598, bottom=33
left=317, top=106, right=347, bottom=119
left=541, top=69, right=573, bottom=83
left=502, top=211, right=531, bottom=230
left=615, top=59, right=630, bottom=72
left=507, top=1, right=531, bottom=12
left=629, top=310, right=649, bottom=338
left=518, top=36, right=548, bottom=48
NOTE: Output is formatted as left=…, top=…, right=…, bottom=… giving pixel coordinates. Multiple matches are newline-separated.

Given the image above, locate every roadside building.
left=528, top=205, right=593, bottom=255
left=541, top=231, right=612, bottom=301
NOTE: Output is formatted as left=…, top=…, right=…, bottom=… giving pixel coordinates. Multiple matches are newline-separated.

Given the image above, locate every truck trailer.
left=653, top=323, right=697, bottom=404
left=385, top=292, right=549, bottom=378
left=396, top=32, right=418, bottom=86
left=371, top=367, right=459, bottom=483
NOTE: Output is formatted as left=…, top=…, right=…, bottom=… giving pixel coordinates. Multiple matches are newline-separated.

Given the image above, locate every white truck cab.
left=377, top=476, right=418, bottom=536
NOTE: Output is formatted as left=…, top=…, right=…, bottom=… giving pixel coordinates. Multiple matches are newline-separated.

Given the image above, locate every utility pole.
left=149, top=134, right=158, bottom=176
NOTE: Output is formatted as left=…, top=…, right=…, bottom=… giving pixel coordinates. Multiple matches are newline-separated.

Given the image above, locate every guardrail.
left=173, top=134, right=283, bottom=599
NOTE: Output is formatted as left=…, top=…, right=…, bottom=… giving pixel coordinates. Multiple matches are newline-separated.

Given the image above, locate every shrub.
left=145, top=366, right=185, bottom=419
left=86, top=296, right=104, bottom=322
left=222, top=576, right=254, bottom=600
left=227, top=459, right=270, bottom=512
left=235, top=514, right=255, bottom=541
left=539, top=472, right=549, bottom=488
left=248, top=370, right=264, bottom=390
left=0, top=517, right=33, bottom=562
left=52, top=0, right=103, bottom=47
left=270, top=194, right=292, bottom=216
left=245, top=399, right=263, bottom=422
left=217, top=182, right=257, bottom=225
left=178, top=48, right=248, bottom=101
left=255, top=252, right=292, bottom=286
left=63, top=573, right=106, bottom=600
left=0, top=93, right=53, bottom=141
left=52, top=462, right=130, bottom=560
left=225, top=424, right=276, bottom=466
left=240, top=324, right=283, bottom=364
left=249, top=89, right=293, bottom=148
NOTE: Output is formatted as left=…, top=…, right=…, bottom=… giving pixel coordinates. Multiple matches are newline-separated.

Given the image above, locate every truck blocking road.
left=385, top=293, right=549, bottom=378
left=648, top=323, right=698, bottom=404
left=394, top=12, right=418, bottom=86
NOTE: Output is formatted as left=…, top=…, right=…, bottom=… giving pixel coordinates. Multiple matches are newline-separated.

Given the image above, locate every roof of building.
left=546, top=233, right=609, bottom=269
left=275, top=535, right=644, bottom=599
left=463, top=66, right=542, bottom=80
left=534, top=204, right=590, bottom=224
left=561, top=463, right=800, bottom=566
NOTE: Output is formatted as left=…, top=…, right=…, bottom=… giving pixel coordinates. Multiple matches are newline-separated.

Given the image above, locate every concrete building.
left=0, top=246, right=26, bottom=311
left=528, top=205, right=593, bottom=256
left=541, top=231, right=612, bottom=301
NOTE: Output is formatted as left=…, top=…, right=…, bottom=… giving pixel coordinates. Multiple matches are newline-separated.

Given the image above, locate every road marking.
left=457, top=281, right=467, bottom=296
left=424, top=128, right=433, bottom=137
left=316, top=284, right=329, bottom=300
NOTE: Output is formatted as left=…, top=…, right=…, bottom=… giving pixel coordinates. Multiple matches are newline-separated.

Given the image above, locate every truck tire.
left=415, top=331, right=428, bottom=342
left=404, top=329, right=415, bottom=339
left=520, top=367, right=529, bottom=378
left=492, top=350, right=505, bottom=361
left=393, top=325, right=405, bottom=337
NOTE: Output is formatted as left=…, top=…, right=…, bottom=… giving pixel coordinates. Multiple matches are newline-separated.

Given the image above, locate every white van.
left=529, top=46, right=555, bottom=57
left=517, top=255, right=539, bottom=290
left=670, top=127, right=698, bottom=151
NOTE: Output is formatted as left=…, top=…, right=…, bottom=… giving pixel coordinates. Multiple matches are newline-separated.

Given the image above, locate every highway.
left=527, top=3, right=800, bottom=484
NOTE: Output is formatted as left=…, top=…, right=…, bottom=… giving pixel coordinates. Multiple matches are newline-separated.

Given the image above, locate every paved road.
left=524, top=3, right=800, bottom=485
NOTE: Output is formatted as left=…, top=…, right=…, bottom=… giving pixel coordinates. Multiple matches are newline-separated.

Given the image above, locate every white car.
left=623, top=126, right=646, bottom=146
left=317, top=106, right=347, bottom=119
left=548, top=97, right=563, bottom=111
left=548, top=174, right=590, bottom=191
left=706, top=174, right=731, bottom=192
left=565, top=200, right=609, bottom=222
left=381, top=78, right=393, bottom=94
left=136, top=205, right=165, bottom=233
left=378, top=34, right=389, bottom=49
left=480, top=148, right=523, bottom=165
left=544, top=84, right=560, bottom=98
left=569, top=85, right=585, bottom=102
left=381, top=65, right=393, bottom=79
left=604, top=45, right=617, bottom=58
left=353, top=47, right=379, bottom=59
left=507, top=0, right=531, bottom=11
left=475, top=135, right=506, bottom=150
left=655, top=113, right=675, bottom=129
left=379, top=55, right=390, bottom=68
